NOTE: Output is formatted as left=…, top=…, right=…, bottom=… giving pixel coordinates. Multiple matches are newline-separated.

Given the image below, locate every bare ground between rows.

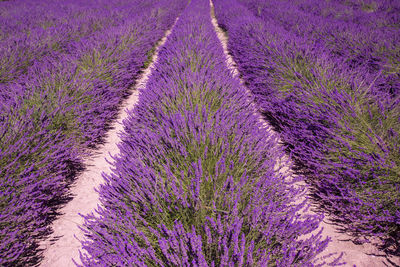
left=38, top=21, right=178, bottom=267
left=209, top=0, right=399, bottom=266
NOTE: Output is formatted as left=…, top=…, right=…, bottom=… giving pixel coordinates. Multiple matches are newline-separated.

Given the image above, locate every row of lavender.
left=77, top=0, right=335, bottom=265
left=242, top=0, right=399, bottom=97
left=291, top=0, right=399, bottom=30
left=214, top=0, right=400, bottom=256
left=0, top=0, right=185, bottom=264
left=0, top=0, right=130, bottom=84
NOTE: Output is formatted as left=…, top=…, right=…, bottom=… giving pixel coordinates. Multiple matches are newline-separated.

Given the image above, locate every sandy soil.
left=39, top=22, right=177, bottom=267
left=209, top=0, right=399, bottom=266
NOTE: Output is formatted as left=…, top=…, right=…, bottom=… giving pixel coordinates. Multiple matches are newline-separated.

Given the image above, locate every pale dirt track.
left=209, top=0, right=399, bottom=266
left=39, top=22, right=177, bottom=267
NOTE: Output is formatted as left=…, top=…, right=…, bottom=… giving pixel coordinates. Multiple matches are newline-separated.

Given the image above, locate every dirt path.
left=39, top=22, right=177, bottom=267
left=209, top=1, right=399, bottom=266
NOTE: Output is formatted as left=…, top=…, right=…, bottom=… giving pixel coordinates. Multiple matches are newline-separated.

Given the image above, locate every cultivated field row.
left=0, top=0, right=398, bottom=266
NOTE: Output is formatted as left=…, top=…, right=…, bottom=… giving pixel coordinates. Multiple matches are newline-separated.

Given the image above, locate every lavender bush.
left=0, top=0, right=127, bottom=84
left=214, top=0, right=400, bottom=256
left=294, top=0, right=400, bottom=29
left=78, top=0, right=333, bottom=265
left=0, top=0, right=185, bottom=265
left=240, top=0, right=399, bottom=97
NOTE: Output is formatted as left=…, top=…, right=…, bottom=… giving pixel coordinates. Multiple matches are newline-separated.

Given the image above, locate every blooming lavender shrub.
left=240, top=0, right=399, bottom=97
left=214, top=0, right=400, bottom=256
left=0, top=0, right=185, bottom=265
left=0, top=0, right=126, bottom=84
left=78, top=0, right=333, bottom=265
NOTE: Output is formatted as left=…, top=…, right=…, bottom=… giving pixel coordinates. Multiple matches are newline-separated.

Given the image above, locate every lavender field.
left=0, top=0, right=399, bottom=266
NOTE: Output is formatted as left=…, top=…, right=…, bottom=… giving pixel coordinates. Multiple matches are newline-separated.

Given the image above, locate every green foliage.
left=263, top=40, right=400, bottom=227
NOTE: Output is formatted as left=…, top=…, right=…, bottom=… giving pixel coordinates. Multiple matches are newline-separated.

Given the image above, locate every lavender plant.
left=214, top=0, right=400, bottom=256
left=0, top=0, right=125, bottom=84
left=240, top=0, right=399, bottom=97
left=0, top=0, right=185, bottom=265
left=78, top=0, right=333, bottom=265
left=297, top=0, right=400, bottom=28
